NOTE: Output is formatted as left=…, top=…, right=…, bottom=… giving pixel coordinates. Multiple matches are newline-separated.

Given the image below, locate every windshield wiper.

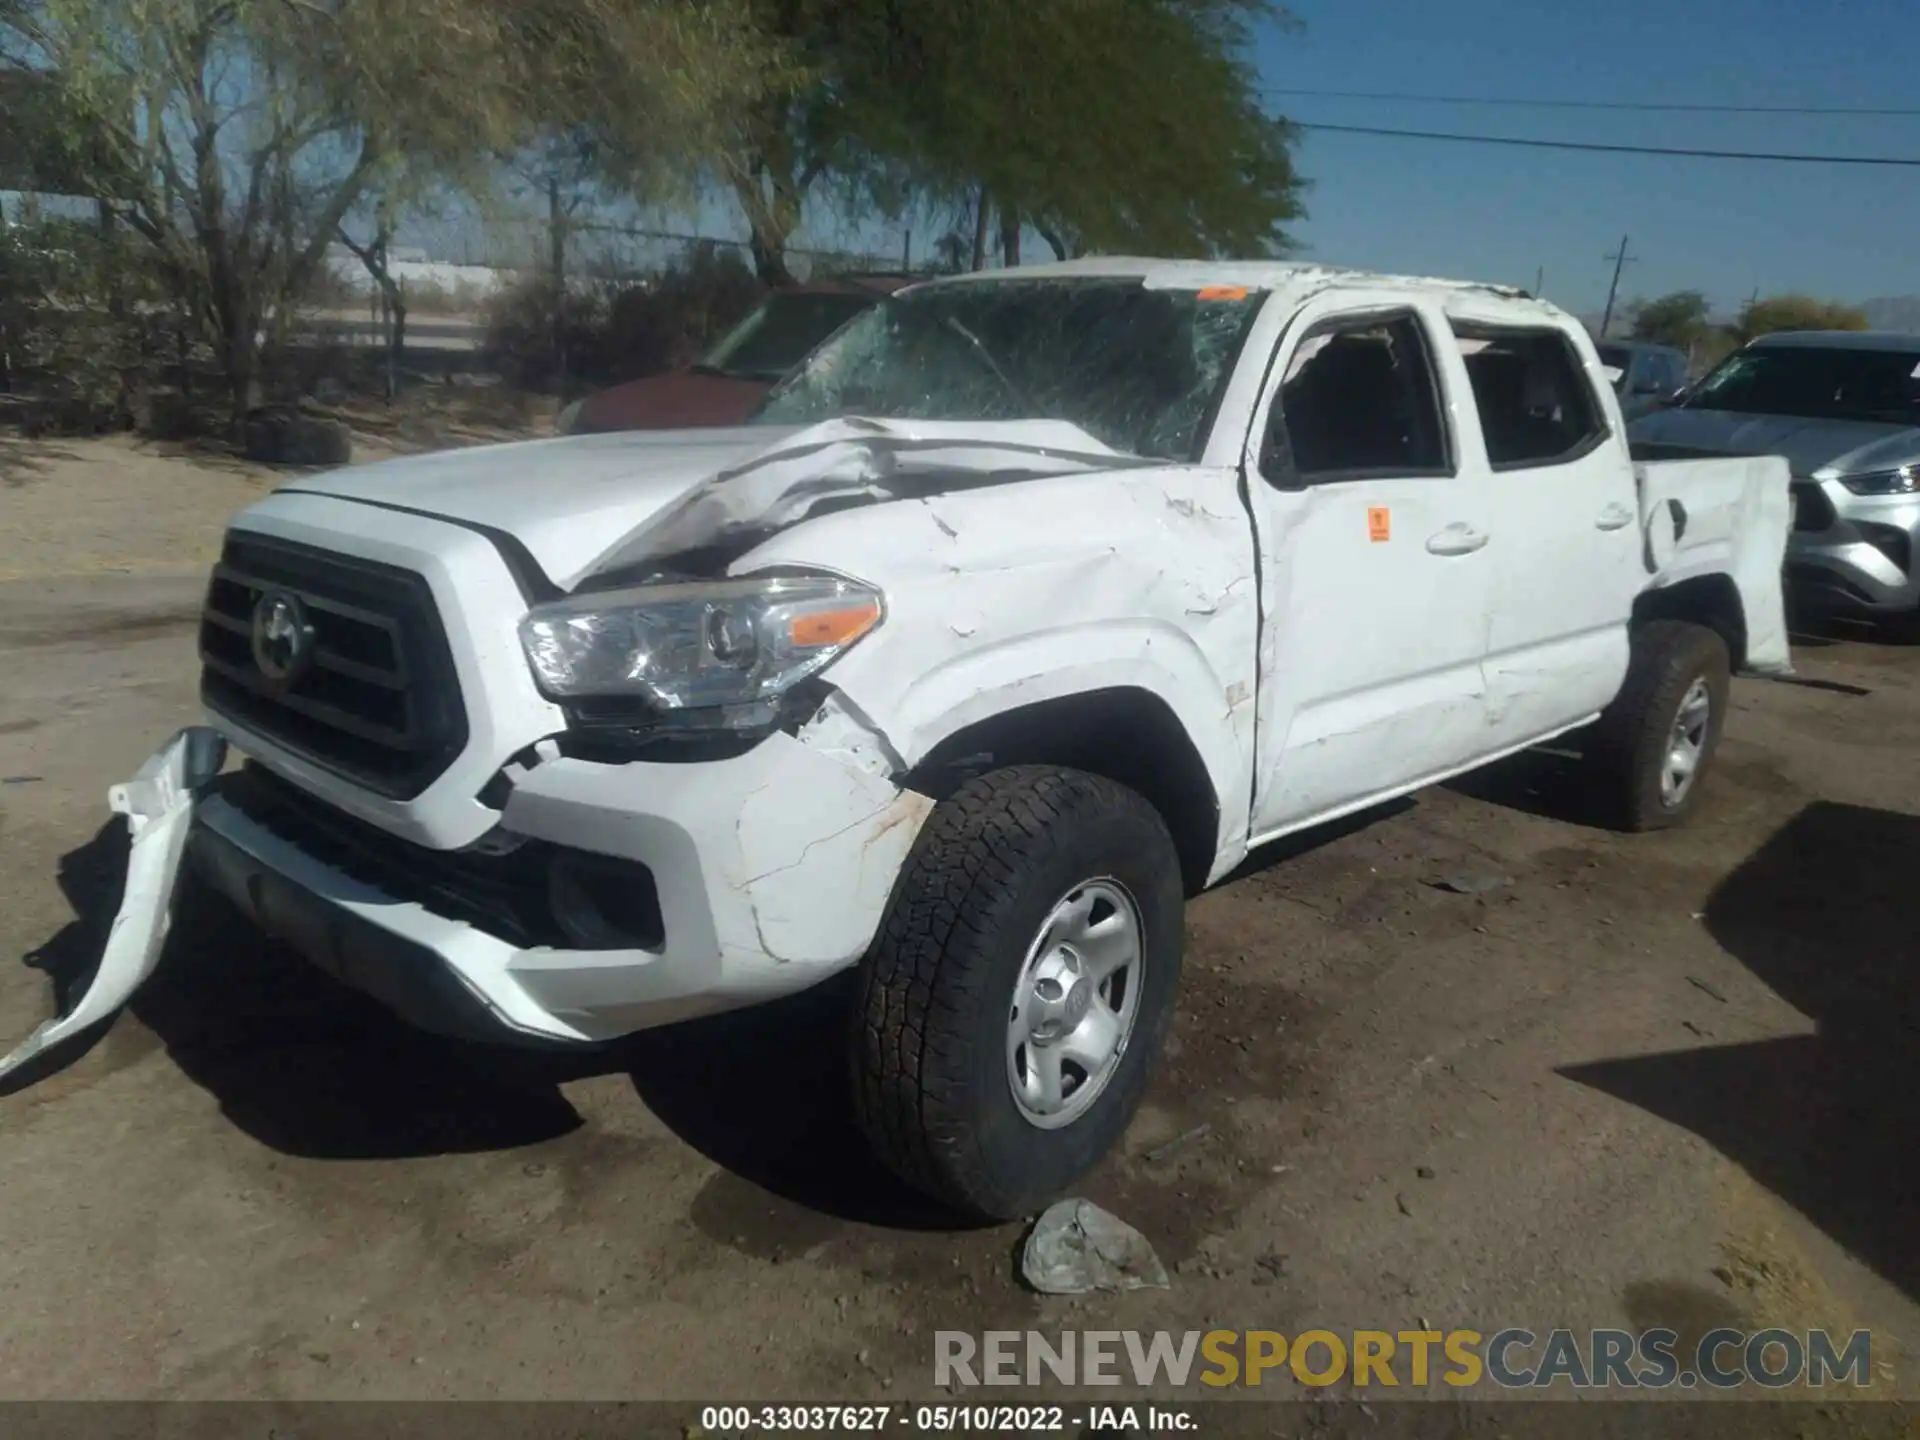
left=943, top=315, right=1032, bottom=412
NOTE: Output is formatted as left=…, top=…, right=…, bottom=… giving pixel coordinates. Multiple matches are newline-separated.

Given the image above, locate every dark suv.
left=1596, top=340, right=1690, bottom=420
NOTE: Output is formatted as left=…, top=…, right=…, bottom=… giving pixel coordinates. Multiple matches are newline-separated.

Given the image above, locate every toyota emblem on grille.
left=250, top=590, right=314, bottom=686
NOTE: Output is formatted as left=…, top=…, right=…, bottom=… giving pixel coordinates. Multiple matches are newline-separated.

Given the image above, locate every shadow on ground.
left=1442, top=741, right=1616, bottom=827
left=13, top=821, right=957, bottom=1230
left=0, top=433, right=83, bottom=489
left=1562, top=800, right=1920, bottom=1304
left=1218, top=794, right=1416, bottom=885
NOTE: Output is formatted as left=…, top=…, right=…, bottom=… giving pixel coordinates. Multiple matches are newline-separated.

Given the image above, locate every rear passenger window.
left=1268, top=312, right=1450, bottom=483
left=1453, top=325, right=1609, bottom=468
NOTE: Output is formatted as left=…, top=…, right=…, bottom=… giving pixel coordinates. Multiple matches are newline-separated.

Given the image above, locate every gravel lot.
left=0, top=436, right=1914, bottom=1421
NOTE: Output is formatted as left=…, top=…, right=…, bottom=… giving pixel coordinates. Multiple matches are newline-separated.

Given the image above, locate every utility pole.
left=1533, top=266, right=1545, bottom=298
left=1599, top=234, right=1637, bottom=338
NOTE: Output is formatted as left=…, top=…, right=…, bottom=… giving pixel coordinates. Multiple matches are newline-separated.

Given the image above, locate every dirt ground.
left=0, top=435, right=1916, bottom=1419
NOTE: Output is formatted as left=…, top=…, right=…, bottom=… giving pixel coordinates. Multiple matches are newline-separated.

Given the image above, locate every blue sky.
left=1259, top=0, right=1920, bottom=316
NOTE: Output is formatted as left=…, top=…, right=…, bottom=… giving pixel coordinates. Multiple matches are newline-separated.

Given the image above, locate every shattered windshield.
left=750, top=278, right=1266, bottom=461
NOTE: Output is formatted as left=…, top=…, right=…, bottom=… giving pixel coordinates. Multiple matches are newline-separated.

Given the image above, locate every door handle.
left=1426, top=523, right=1488, bottom=556
left=1596, top=502, right=1635, bottom=531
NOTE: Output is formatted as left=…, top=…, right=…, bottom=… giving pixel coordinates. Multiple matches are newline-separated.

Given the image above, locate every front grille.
left=1791, top=481, right=1836, bottom=533
left=199, top=534, right=467, bottom=799
left=219, top=764, right=662, bottom=951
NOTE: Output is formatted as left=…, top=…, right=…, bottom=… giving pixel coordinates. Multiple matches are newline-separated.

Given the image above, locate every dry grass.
left=0, top=434, right=272, bottom=583
left=314, top=377, right=561, bottom=456
left=0, top=377, right=554, bottom=582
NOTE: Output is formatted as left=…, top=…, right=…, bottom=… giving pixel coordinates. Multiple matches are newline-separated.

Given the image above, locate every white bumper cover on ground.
left=0, top=728, right=225, bottom=1082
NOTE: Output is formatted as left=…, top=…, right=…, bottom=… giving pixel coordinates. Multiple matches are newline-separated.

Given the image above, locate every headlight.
left=1838, top=467, right=1920, bottom=496
left=518, top=573, right=884, bottom=722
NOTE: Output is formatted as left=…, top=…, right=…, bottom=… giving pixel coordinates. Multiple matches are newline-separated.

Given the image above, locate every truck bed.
left=1636, top=454, right=1794, bottom=676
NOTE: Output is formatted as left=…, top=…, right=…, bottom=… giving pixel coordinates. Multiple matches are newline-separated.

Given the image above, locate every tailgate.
left=1636, top=454, right=1793, bottom=676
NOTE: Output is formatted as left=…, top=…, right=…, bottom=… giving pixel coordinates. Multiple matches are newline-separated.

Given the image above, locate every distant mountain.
left=1861, top=297, right=1920, bottom=334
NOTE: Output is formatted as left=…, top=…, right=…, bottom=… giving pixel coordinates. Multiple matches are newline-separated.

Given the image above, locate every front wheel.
left=850, top=766, right=1186, bottom=1220
left=1588, top=619, right=1731, bottom=831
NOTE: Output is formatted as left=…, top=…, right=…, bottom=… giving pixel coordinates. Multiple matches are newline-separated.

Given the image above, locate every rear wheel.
left=850, top=766, right=1185, bottom=1220
left=1588, top=619, right=1731, bottom=831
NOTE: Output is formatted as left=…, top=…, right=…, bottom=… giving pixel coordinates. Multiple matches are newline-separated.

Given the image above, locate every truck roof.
left=1748, top=329, right=1920, bottom=351
left=916, top=255, right=1548, bottom=309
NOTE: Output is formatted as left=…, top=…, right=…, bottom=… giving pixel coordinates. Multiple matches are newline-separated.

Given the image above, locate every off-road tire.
left=1588, top=619, right=1731, bottom=831
left=850, top=766, right=1185, bottom=1220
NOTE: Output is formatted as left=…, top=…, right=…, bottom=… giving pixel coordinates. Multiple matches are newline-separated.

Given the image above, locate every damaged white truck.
left=3, top=260, right=1792, bottom=1219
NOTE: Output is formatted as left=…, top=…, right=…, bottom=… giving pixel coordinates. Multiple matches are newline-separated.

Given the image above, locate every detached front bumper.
left=1785, top=483, right=1920, bottom=615
left=188, top=731, right=932, bottom=1046
left=0, top=725, right=932, bottom=1074
left=0, top=728, right=227, bottom=1082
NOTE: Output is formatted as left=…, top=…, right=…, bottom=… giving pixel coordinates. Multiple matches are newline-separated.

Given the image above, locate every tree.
left=4, top=0, right=461, bottom=429
left=335, top=188, right=408, bottom=401
left=717, top=0, right=1306, bottom=284
left=1735, top=294, right=1870, bottom=343
left=0, top=0, right=772, bottom=431
left=907, top=0, right=1307, bottom=268
left=1627, top=290, right=1713, bottom=354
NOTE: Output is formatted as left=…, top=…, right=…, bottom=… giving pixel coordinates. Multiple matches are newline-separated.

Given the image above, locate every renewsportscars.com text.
left=934, top=1328, right=1873, bottom=1391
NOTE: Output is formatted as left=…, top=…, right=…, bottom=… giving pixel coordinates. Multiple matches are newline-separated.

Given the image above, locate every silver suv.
left=1628, top=330, right=1920, bottom=628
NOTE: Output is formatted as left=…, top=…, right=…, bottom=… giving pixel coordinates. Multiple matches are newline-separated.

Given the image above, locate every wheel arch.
left=1633, top=573, right=1746, bottom=670
left=902, top=687, right=1222, bottom=895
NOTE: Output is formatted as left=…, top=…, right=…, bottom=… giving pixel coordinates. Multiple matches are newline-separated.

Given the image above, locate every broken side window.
left=1452, top=324, right=1608, bottom=468
left=1267, top=311, right=1452, bottom=484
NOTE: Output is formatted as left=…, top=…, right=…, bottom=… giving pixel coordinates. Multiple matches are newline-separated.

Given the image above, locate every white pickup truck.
left=3, top=259, right=1791, bottom=1219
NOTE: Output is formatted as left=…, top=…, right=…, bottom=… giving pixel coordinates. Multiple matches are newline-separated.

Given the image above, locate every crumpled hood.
left=586, top=416, right=1144, bottom=581
left=282, top=418, right=1139, bottom=591
left=1629, top=406, right=1920, bottom=478
left=283, top=426, right=797, bottom=590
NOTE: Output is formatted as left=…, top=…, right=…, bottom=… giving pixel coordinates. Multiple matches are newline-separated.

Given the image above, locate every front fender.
left=838, top=621, right=1256, bottom=874
left=737, top=462, right=1263, bottom=874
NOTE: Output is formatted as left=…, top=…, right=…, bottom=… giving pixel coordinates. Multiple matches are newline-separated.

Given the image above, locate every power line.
left=1294, top=121, right=1920, bottom=167
left=1263, top=86, right=1920, bottom=117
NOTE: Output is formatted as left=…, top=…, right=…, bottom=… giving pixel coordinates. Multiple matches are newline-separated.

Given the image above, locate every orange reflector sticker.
left=1367, top=506, right=1391, bottom=543
left=1196, top=285, right=1249, bottom=301
left=791, top=605, right=879, bottom=647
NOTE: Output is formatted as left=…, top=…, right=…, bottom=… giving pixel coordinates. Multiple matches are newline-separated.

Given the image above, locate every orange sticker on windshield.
left=1196, top=285, right=1249, bottom=301
left=1367, top=506, right=1391, bottom=543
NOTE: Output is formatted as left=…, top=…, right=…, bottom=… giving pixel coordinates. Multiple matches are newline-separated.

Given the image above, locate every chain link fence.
left=321, top=213, right=918, bottom=395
